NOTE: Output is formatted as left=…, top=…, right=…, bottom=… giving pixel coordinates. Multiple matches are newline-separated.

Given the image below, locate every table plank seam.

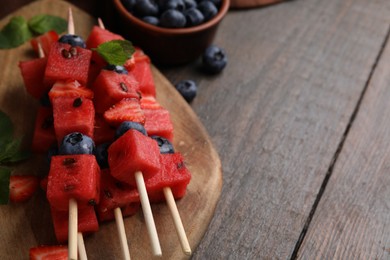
left=289, top=23, right=390, bottom=260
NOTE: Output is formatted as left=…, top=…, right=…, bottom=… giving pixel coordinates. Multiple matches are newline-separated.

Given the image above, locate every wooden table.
left=2, top=0, right=390, bottom=259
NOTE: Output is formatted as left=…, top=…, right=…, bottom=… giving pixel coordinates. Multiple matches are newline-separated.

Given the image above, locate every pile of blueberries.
left=121, top=0, right=222, bottom=28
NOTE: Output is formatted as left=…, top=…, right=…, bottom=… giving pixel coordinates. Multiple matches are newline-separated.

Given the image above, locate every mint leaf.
left=0, top=139, right=27, bottom=163
left=0, top=167, right=11, bottom=204
left=0, top=16, right=33, bottom=49
left=94, top=40, right=135, bottom=66
left=0, top=111, right=14, bottom=146
left=28, top=14, right=67, bottom=34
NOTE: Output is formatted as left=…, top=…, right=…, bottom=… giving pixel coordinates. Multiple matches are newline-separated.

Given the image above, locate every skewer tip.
left=97, top=17, right=105, bottom=29
left=67, top=7, right=75, bottom=35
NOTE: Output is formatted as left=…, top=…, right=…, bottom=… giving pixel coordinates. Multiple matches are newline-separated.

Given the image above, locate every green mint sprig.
left=0, top=14, right=67, bottom=49
left=93, top=40, right=135, bottom=66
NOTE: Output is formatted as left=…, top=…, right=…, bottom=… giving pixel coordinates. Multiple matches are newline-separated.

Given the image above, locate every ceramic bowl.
left=112, top=0, right=230, bottom=65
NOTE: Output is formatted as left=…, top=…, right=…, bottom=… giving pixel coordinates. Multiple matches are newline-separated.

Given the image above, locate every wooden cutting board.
left=0, top=0, right=222, bottom=259
left=230, top=0, right=285, bottom=9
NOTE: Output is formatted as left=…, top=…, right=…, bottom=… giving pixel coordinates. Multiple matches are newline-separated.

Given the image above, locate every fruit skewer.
left=95, top=19, right=162, bottom=257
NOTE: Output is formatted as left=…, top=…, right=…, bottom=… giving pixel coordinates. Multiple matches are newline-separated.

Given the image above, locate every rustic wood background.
left=1, top=0, right=390, bottom=259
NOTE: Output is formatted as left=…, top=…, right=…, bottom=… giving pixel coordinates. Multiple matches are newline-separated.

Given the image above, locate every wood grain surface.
left=159, top=0, right=390, bottom=259
left=297, top=26, right=390, bottom=259
left=230, top=0, right=285, bottom=9
left=0, top=1, right=222, bottom=259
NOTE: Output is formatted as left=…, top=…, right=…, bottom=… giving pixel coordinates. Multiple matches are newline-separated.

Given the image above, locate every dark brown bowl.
left=112, top=0, right=230, bottom=65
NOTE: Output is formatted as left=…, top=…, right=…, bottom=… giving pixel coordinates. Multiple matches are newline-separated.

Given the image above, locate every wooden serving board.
left=230, top=0, right=285, bottom=9
left=0, top=0, right=222, bottom=259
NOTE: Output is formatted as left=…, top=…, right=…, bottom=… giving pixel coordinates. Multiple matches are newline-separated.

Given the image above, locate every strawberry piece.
left=30, top=30, right=59, bottom=57
left=48, top=80, right=94, bottom=103
left=104, top=98, right=145, bottom=127
left=29, top=245, right=68, bottom=260
left=140, top=95, right=162, bottom=110
left=9, top=175, right=39, bottom=203
left=124, top=47, right=151, bottom=71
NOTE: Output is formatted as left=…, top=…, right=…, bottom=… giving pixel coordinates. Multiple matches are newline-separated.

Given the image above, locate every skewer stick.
left=68, top=7, right=75, bottom=35
left=77, top=233, right=88, bottom=260
left=163, top=187, right=191, bottom=255
left=37, top=43, right=45, bottom=58
left=69, top=198, right=78, bottom=260
left=135, top=171, right=162, bottom=256
left=114, top=208, right=131, bottom=260
left=98, top=18, right=105, bottom=30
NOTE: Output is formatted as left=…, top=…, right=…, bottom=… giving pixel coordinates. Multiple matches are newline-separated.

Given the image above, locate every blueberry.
left=103, top=64, right=128, bottom=74
left=184, top=8, right=204, bottom=27
left=151, top=136, right=175, bottom=154
left=142, top=16, right=160, bottom=26
left=202, top=45, right=227, bottom=74
left=58, top=34, right=86, bottom=48
left=122, top=0, right=136, bottom=11
left=95, top=142, right=111, bottom=169
left=134, top=0, right=159, bottom=16
left=184, top=0, right=197, bottom=9
left=59, top=132, right=95, bottom=155
left=116, top=121, right=147, bottom=138
left=175, top=80, right=197, bottom=102
left=197, top=1, right=218, bottom=21
left=200, top=0, right=222, bottom=7
left=158, top=0, right=185, bottom=12
left=160, top=9, right=187, bottom=28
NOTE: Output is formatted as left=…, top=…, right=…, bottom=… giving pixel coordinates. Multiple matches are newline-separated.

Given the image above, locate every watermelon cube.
left=94, top=114, right=115, bottom=145
left=47, top=154, right=100, bottom=211
left=44, top=42, right=92, bottom=86
left=92, top=70, right=140, bottom=114
left=98, top=202, right=140, bottom=222
left=18, top=57, right=49, bottom=99
left=125, top=53, right=156, bottom=97
left=51, top=206, right=99, bottom=243
left=146, top=153, right=191, bottom=202
left=31, top=107, right=57, bottom=153
left=86, top=26, right=124, bottom=67
left=97, top=169, right=139, bottom=221
left=52, top=96, right=95, bottom=142
left=108, top=129, right=160, bottom=186
left=30, top=30, right=59, bottom=57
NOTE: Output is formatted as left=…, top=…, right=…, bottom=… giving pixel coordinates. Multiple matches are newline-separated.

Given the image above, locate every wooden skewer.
left=68, top=7, right=75, bottom=35
left=163, top=187, right=191, bottom=255
left=114, top=208, right=131, bottom=260
left=135, top=171, right=162, bottom=256
left=77, top=233, right=88, bottom=260
left=98, top=18, right=105, bottom=30
left=69, top=198, right=78, bottom=260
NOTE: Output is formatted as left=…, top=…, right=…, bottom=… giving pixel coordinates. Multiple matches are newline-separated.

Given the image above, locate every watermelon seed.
left=73, top=97, right=83, bottom=107
left=103, top=189, right=113, bottom=198
left=177, top=161, right=185, bottom=169
left=88, top=199, right=96, bottom=206
left=41, top=116, right=54, bottom=129
left=119, top=82, right=128, bottom=92
left=61, top=49, right=71, bottom=59
left=63, top=157, right=76, bottom=165
left=69, top=47, right=77, bottom=56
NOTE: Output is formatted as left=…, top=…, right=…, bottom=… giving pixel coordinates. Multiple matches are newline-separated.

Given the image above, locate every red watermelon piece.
left=146, top=153, right=191, bottom=202
left=92, top=70, right=140, bottom=114
left=30, top=30, right=59, bottom=57
left=104, top=98, right=145, bottom=127
left=97, top=169, right=139, bottom=221
left=31, top=107, right=56, bottom=153
left=18, top=57, right=49, bottom=99
left=94, top=114, right=115, bottom=145
left=52, top=96, right=95, bottom=142
left=47, top=154, right=100, bottom=211
left=44, top=42, right=92, bottom=86
left=98, top=202, right=140, bottom=222
left=86, top=26, right=124, bottom=67
left=108, top=129, right=160, bottom=186
left=51, top=206, right=99, bottom=243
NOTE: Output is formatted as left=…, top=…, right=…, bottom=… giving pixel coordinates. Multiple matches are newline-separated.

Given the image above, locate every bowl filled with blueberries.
left=113, top=0, right=230, bottom=65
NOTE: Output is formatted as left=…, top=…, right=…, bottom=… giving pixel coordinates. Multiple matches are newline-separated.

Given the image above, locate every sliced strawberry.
left=124, top=47, right=151, bottom=71
left=140, top=95, right=162, bottom=110
left=48, top=80, right=94, bottom=103
left=29, top=245, right=68, bottom=260
left=30, top=30, right=59, bottom=57
left=104, top=98, right=145, bottom=127
left=9, top=175, right=39, bottom=203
